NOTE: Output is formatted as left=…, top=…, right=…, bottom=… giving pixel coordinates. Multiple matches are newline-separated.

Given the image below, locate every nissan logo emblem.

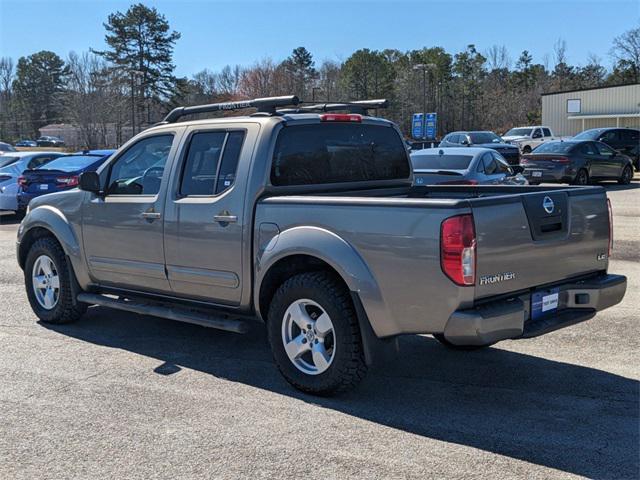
left=543, top=196, right=555, bottom=214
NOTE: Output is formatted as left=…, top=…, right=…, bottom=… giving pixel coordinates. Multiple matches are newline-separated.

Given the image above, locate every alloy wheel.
left=32, top=255, right=60, bottom=310
left=281, top=299, right=336, bottom=375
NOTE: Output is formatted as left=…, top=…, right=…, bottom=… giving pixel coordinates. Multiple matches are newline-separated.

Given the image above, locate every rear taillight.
left=18, top=175, right=27, bottom=187
left=440, top=179, right=478, bottom=185
left=56, top=175, right=79, bottom=187
left=441, top=214, right=476, bottom=286
left=320, top=113, right=362, bottom=122
left=607, top=198, right=613, bottom=257
left=551, top=156, right=570, bottom=163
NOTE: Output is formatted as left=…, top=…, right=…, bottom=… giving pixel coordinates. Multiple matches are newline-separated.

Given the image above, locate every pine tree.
left=93, top=3, right=181, bottom=104
left=13, top=51, right=69, bottom=136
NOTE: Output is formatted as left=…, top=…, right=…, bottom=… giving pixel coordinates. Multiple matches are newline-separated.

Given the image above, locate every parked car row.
left=0, top=150, right=114, bottom=215
left=415, top=125, right=639, bottom=187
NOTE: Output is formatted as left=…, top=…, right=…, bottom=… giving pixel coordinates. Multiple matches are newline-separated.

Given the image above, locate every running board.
left=77, top=293, right=249, bottom=334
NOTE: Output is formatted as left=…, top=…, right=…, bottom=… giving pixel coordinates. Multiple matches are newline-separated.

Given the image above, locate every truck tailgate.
left=471, top=187, right=610, bottom=299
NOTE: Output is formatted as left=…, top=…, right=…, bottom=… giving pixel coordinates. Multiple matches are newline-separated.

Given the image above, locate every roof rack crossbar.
left=163, top=95, right=300, bottom=123
left=278, top=99, right=388, bottom=115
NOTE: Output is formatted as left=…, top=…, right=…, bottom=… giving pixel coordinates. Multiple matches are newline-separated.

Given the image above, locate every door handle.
left=214, top=212, right=238, bottom=224
left=141, top=211, right=161, bottom=220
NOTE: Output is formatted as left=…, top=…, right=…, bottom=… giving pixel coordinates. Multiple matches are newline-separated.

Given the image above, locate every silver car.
left=0, top=152, right=63, bottom=211
left=411, top=147, right=528, bottom=185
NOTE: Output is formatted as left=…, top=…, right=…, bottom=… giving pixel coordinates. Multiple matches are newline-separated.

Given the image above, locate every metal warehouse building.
left=542, top=83, right=640, bottom=136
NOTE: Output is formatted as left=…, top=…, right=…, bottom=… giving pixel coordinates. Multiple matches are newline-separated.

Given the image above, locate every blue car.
left=16, top=150, right=114, bottom=213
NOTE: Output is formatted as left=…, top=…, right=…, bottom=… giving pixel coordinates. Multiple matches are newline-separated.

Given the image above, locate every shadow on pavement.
left=43, top=306, right=639, bottom=479
left=595, top=179, right=640, bottom=192
left=0, top=213, right=22, bottom=225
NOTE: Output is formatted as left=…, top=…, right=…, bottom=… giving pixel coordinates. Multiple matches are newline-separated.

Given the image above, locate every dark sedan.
left=574, top=127, right=639, bottom=171
left=521, top=140, right=633, bottom=185
left=16, top=151, right=114, bottom=213
left=439, top=131, right=520, bottom=165
left=36, top=136, right=65, bottom=147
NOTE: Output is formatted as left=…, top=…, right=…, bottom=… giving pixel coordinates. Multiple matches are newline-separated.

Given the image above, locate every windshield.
left=37, top=155, right=103, bottom=172
left=411, top=153, right=474, bottom=170
left=271, top=123, right=410, bottom=186
left=573, top=129, right=600, bottom=140
left=532, top=142, right=576, bottom=154
left=0, top=156, right=20, bottom=168
left=505, top=128, right=532, bottom=137
left=469, top=132, right=502, bottom=144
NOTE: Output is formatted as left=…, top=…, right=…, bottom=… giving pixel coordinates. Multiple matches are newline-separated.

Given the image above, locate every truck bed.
left=257, top=184, right=610, bottom=337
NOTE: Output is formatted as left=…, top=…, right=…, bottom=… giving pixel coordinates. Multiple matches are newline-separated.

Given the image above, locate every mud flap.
left=350, top=292, right=399, bottom=366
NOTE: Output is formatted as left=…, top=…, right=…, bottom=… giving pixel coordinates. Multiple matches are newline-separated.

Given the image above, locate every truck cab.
left=503, top=126, right=560, bottom=153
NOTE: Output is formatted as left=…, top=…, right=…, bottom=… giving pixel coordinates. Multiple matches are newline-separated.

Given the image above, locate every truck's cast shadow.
left=43, top=307, right=639, bottom=479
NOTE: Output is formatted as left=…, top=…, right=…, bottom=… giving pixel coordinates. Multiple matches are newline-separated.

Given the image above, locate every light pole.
left=413, top=63, right=436, bottom=147
left=129, top=69, right=144, bottom=137
left=312, top=86, right=322, bottom=103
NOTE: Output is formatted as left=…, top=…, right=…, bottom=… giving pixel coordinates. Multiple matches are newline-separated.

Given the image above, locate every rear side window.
left=180, top=130, right=245, bottom=196
left=542, top=128, right=552, bottom=136
left=579, top=143, right=597, bottom=155
left=623, top=129, right=639, bottom=142
left=271, top=124, right=410, bottom=186
left=482, top=152, right=497, bottom=175
left=601, top=130, right=618, bottom=142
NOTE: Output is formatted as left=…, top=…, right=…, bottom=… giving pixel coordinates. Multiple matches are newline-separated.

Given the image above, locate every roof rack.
left=162, top=95, right=300, bottom=123
left=278, top=99, right=388, bottom=115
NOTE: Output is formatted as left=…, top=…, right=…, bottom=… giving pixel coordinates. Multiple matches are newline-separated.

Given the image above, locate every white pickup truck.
left=502, top=126, right=567, bottom=153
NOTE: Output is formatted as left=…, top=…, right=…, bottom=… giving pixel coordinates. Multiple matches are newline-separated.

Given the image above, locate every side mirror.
left=461, top=139, right=470, bottom=146
left=511, top=165, right=524, bottom=175
left=79, top=171, right=101, bottom=194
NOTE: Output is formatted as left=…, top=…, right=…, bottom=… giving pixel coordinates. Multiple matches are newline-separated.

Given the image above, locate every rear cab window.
left=271, top=123, right=410, bottom=186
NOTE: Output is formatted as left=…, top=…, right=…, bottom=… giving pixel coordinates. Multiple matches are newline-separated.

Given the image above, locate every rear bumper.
left=523, top=166, right=575, bottom=183
left=442, top=273, right=627, bottom=346
left=16, top=192, right=38, bottom=210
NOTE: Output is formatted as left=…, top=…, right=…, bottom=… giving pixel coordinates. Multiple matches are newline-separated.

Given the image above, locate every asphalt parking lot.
left=0, top=179, right=638, bottom=480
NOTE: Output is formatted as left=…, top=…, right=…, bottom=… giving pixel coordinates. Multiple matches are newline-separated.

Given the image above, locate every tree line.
left=0, top=3, right=638, bottom=148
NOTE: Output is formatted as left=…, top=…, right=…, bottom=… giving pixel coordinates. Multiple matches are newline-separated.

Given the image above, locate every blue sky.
left=1, top=0, right=638, bottom=77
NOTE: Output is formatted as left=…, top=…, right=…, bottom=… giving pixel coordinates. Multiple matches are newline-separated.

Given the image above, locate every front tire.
left=522, top=145, right=532, bottom=154
left=619, top=165, right=633, bottom=185
left=267, top=272, right=367, bottom=395
left=24, top=237, right=86, bottom=324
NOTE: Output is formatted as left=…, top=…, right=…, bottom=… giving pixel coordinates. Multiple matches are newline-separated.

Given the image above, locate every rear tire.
left=433, top=334, right=492, bottom=351
left=267, top=271, right=367, bottom=395
left=24, top=237, right=86, bottom=324
left=573, top=169, right=589, bottom=185
left=618, top=165, right=633, bottom=185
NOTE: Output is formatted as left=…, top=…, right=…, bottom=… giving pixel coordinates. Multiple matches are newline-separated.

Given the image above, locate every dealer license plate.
left=39, top=184, right=49, bottom=190
left=531, top=171, right=543, bottom=178
left=531, top=288, right=559, bottom=320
